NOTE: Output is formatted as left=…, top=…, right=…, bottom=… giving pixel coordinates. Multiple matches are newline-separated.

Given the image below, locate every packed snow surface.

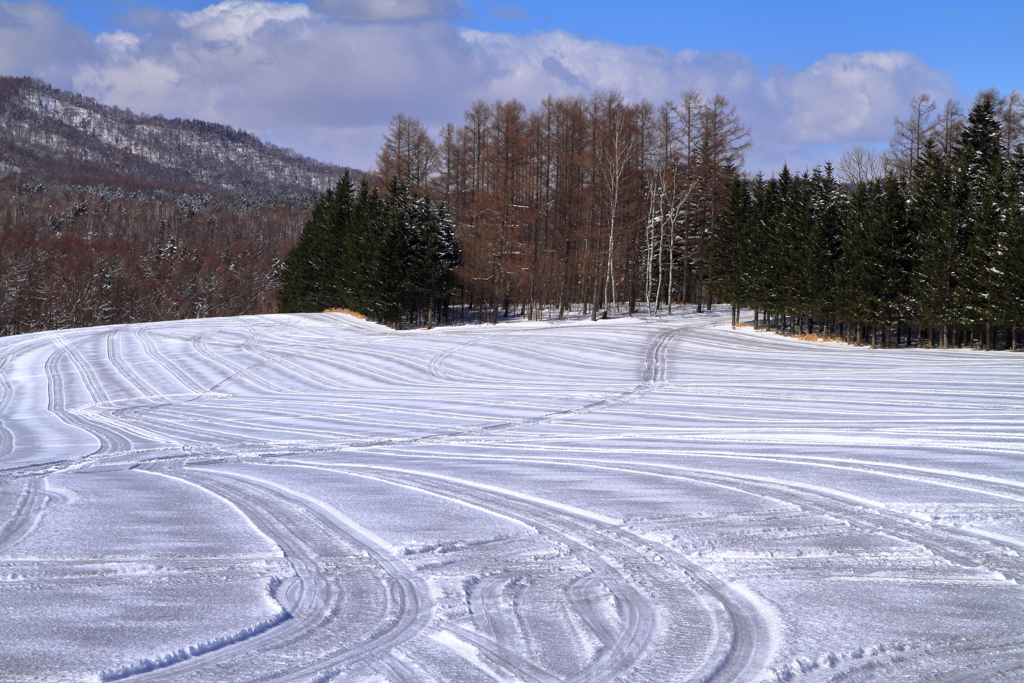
left=1, top=308, right=1023, bottom=682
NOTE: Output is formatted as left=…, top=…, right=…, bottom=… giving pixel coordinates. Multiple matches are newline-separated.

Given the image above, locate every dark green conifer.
left=276, top=172, right=354, bottom=313
left=912, top=143, right=958, bottom=345
left=278, top=173, right=460, bottom=327
left=954, top=93, right=1005, bottom=335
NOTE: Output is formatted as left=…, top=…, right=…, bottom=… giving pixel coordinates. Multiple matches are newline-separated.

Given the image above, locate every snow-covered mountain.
left=0, top=76, right=354, bottom=195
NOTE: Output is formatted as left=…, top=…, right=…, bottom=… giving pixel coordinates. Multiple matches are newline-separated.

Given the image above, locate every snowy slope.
left=0, top=76, right=350, bottom=194
left=1, top=309, right=1023, bottom=682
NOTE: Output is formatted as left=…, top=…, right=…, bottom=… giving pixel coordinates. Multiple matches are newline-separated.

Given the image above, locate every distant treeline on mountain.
left=0, top=77, right=369, bottom=337
left=0, top=76, right=355, bottom=195
left=0, top=179, right=312, bottom=336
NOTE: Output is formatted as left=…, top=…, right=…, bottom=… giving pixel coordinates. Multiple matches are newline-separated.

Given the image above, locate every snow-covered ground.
left=1, top=308, right=1023, bottom=682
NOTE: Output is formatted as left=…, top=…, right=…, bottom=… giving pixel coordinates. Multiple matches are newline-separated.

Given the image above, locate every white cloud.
left=95, top=30, right=141, bottom=58
left=778, top=51, right=954, bottom=143
left=172, top=0, right=309, bottom=43
left=0, top=0, right=93, bottom=85
left=2, top=1, right=957, bottom=174
left=308, top=0, right=465, bottom=22
left=455, top=30, right=956, bottom=173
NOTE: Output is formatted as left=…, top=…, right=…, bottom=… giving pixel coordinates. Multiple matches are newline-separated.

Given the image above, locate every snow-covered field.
left=1, top=308, right=1023, bottom=683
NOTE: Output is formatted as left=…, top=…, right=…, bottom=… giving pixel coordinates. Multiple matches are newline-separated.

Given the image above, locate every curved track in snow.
left=110, top=463, right=433, bottom=682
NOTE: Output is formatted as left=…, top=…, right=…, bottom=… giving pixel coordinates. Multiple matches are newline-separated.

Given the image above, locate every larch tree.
left=376, top=113, right=439, bottom=197
left=890, top=94, right=937, bottom=187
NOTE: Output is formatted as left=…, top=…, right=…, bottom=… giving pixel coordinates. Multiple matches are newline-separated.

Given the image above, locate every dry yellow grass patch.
left=734, top=322, right=846, bottom=343
left=323, top=308, right=366, bottom=319
left=795, top=332, right=846, bottom=343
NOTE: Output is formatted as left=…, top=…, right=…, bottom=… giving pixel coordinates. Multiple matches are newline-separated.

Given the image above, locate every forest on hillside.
left=0, top=76, right=354, bottom=337
left=2, top=76, right=1022, bottom=346
left=0, top=77, right=351, bottom=194
left=0, top=182, right=309, bottom=336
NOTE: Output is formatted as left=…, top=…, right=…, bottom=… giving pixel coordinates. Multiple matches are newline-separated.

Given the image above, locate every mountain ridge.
left=0, top=76, right=357, bottom=195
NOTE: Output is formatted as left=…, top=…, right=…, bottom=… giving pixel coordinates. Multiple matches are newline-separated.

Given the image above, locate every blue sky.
left=7, top=0, right=1023, bottom=172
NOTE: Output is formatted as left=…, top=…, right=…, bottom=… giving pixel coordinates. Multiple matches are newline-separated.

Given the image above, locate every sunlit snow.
left=1, top=308, right=1022, bottom=682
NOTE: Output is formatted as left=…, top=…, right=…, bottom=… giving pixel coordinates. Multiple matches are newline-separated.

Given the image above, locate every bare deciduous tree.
left=837, top=145, right=888, bottom=185
left=890, top=94, right=937, bottom=185
left=375, top=113, right=439, bottom=195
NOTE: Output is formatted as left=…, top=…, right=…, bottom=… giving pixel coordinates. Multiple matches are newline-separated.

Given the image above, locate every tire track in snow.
left=348, top=324, right=687, bottom=451
left=44, top=338, right=191, bottom=456
left=118, top=464, right=433, bottom=682
left=46, top=332, right=109, bottom=399
left=192, top=331, right=291, bottom=394
left=427, top=338, right=488, bottom=382
left=44, top=346, right=129, bottom=456
left=0, top=340, right=35, bottom=460
left=191, top=469, right=434, bottom=682
left=567, top=574, right=621, bottom=655
left=304, top=462, right=746, bottom=683
left=316, top=447, right=1024, bottom=682
left=387, top=449, right=1024, bottom=581
left=43, top=317, right=691, bottom=476
left=98, top=464, right=315, bottom=683
left=424, top=320, right=684, bottom=388
left=235, top=333, right=354, bottom=392
left=107, top=327, right=161, bottom=397
left=374, top=448, right=1024, bottom=680
left=440, top=622, right=564, bottom=683
left=134, top=327, right=208, bottom=394
left=367, top=653, right=427, bottom=683
left=474, top=574, right=523, bottom=652
left=0, top=477, right=48, bottom=553
left=520, top=455, right=1024, bottom=578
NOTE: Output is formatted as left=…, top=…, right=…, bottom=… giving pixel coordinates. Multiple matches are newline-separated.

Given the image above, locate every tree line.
left=372, top=90, right=750, bottom=322
left=6, top=82, right=1020, bottom=345
left=713, top=90, right=1024, bottom=350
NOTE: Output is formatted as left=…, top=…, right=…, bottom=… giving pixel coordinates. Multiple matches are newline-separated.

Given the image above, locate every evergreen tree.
left=746, top=173, right=775, bottom=312
left=912, top=143, right=959, bottom=345
left=277, top=172, right=354, bottom=313
left=838, top=176, right=912, bottom=344
left=808, top=163, right=847, bottom=322
left=954, top=92, right=1005, bottom=342
left=995, top=146, right=1024, bottom=348
left=710, top=176, right=753, bottom=310
left=400, top=189, right=461, bottom=327
left=277, top=174, right=460, bottom=326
